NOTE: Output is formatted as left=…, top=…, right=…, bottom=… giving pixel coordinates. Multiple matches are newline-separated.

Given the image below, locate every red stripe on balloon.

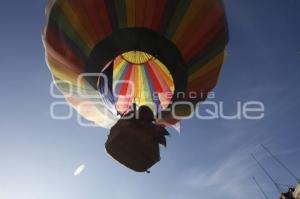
left=146, top=63, right=164, bottom=93
left=94, top=0, right=113, bottom=36
left=80, top=0, right=113, bottom=40
left=45, top=25, right=84, bottom=73
left=79, top=0, right=106, bottom=41
left=142, top=0, right=157, bottom=28
left=119, top=64, right=134, bottom=96
left=151, top=0, right=168, bottom=31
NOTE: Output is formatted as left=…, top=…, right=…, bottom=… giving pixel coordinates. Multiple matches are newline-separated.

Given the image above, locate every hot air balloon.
left=43, top=0, right=229, bottom=172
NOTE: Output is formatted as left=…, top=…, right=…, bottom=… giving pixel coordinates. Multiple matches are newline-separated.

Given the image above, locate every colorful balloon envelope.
left=43, top=0, right=229, bottom=129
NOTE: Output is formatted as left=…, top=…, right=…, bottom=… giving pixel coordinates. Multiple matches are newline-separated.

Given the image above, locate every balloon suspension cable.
left=251, top=154, right=282, bottom=194
left=252, top=176, right=269, bottom=199
left=261, top=144, right=300, bottom=183
left=157, top=105, right=159, bottom=120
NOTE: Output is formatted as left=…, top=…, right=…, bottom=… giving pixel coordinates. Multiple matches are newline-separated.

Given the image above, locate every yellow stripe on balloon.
left=113, top=59, right=127, bottom=80
left=47, top=56, right=79, bottom=86
left=139, top=65, right=153, bottom=108
left=66, top=96, right=116, bottom=129
left=122, top=51, right=152, bottom=64
left=188, top=51, right=225, bottom=83
left=134, top=64, right=140, bottom=102
left=171, top=0, right=215, bottom=44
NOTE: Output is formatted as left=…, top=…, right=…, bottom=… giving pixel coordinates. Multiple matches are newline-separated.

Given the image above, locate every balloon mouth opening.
left=88, top=27, right=189, bottom=116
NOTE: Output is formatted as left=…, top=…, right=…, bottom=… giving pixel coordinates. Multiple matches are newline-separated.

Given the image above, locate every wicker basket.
left=105, top=119, right=160, bottom=172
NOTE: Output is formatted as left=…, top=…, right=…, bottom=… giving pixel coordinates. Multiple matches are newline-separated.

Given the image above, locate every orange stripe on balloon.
left=180, top=6, right=225, bottom=61
left=135, top=0, right=147, bottom=27
left=171, top=0, right=213, bottom=44
left=47, top=53, right=80, bottom=85
left=188, top=51, right=225, bottom=82
left=186, top=66, right=221, bottom=97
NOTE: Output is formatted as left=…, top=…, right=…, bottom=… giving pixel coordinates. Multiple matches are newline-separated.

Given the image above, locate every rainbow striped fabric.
left=43, top=0, right=228, bottom=128
left=101, top=52, right=174, bottom=114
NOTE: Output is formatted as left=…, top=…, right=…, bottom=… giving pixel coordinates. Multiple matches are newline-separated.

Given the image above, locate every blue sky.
left=0, top=0, right=300, bottom=199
